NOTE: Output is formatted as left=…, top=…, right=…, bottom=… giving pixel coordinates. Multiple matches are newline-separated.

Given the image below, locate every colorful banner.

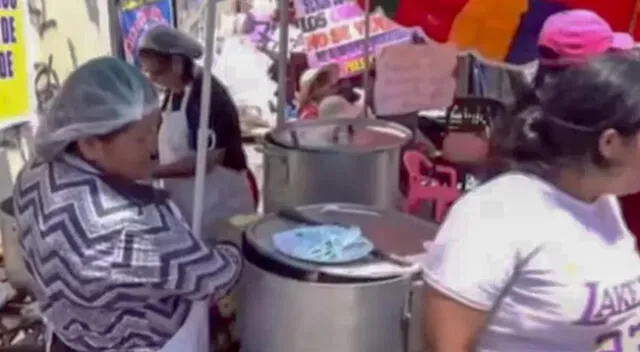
left=0, top=0, right=30, bottom=125
left=358, top=0, right=639, bottom=67
left=118, top=0, right=174, bottom=63
left=294, top=0, right=414, bottom=77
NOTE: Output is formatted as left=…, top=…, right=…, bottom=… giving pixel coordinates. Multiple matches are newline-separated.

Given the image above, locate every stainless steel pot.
left=241, top=261, right=422, bottom=352
left=240, top=203, right=437, bottom=352
left=260, top=118, right=412, bottom=212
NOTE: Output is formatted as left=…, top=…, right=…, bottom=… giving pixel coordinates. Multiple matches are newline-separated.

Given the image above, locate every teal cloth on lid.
left=272, top=225, right=374, bottom=264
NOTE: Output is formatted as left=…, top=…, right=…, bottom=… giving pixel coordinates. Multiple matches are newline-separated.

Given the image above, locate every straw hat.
left=318, top=95, right=364, bottom=119
left=297, top=64, right=340, bottom=107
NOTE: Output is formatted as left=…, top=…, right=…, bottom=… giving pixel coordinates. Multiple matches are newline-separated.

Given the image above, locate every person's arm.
left=185, top=76, right=236, bottom=168
left=206, top=80, right=245, bottom=169
left=420, top=197, right=523, bottom=351
left=424, top=286, right=488, bottom=352
left=108, top=210, right=242, bottom=301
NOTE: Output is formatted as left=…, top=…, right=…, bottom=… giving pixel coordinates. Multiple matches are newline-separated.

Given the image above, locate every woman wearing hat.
left=297, top=64, right=341, bottom=120
left=136, top=25, right=255, bottom=230
left=512, top=10, right=640, bottom=251
left=12, top=57, right=241, bottom=352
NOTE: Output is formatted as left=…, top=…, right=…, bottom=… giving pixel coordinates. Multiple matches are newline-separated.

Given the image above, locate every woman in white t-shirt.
left=422, top=54, right=640, bottom=352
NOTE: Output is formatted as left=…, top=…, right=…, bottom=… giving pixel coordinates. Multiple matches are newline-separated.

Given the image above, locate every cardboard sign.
left=374, top=43, right=458, bottom=115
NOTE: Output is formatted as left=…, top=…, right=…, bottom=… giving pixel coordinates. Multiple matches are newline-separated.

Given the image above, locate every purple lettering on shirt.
left=575, top=277, right=640, bottom=326
left=594, top=330, right=623, bottom=352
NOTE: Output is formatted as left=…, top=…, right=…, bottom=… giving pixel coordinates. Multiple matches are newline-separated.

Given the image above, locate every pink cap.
left=538, top=10, right=634, bottom=65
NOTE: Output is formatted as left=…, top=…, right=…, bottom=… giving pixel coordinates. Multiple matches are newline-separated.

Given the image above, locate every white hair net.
left=34, top=56, right=159, bottom=161
left=137, top=25, right=203, bottom=59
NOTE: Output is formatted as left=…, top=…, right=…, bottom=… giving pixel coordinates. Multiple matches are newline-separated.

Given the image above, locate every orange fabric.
left=449, top=0, right=529, bottom=60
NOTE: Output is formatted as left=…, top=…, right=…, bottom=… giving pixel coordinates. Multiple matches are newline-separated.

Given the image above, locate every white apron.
left=45, top=300, right=210, bottom=352
left=158, top=85, right=254, bottom=234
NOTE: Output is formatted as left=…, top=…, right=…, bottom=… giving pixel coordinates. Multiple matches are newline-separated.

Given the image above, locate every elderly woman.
left=136, top=25, right=255, bottom=229
left=422, top=54, right=640, bottom=351
left=12, top=57, right=241, bottom=352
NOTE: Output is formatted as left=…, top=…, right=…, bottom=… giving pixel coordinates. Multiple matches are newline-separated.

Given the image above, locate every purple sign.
left=293, top=0, right=414, bottom=77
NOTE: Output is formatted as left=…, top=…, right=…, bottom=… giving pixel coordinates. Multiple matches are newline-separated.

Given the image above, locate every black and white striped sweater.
left=13, top=153, right=241, bottom=351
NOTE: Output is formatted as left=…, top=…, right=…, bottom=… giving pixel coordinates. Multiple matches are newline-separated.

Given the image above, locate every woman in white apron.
left=137, top=25, right=255, bottom=235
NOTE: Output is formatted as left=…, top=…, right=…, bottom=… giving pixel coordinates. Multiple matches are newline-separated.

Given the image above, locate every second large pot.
left=261, top=118, right=412, bottom=212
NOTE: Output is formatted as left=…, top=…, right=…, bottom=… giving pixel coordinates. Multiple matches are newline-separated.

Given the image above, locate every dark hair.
left=138, top=49, right=195, bottom=83
left=491, top=53, right=640, bottom=175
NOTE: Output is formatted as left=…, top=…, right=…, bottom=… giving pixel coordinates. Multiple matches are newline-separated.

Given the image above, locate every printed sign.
left=374, top=43, right=458, bottom=115
left=0, top=0, right=30, bottom=126
left=118, top=0, right=174, bottom=63
left=294, top=0, right=414, bottom=77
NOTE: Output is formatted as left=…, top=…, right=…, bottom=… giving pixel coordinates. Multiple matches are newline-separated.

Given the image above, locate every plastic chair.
left=403, top=150, right=461, bottom=222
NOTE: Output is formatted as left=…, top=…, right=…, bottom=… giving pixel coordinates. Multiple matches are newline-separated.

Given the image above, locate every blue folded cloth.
left=273, top=225, right=374, bottom=263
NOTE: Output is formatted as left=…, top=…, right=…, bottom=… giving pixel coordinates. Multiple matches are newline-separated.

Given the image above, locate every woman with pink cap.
left=528, top=9, right=640, bottom=252
left=533, top=9, right=634, bottom=87
left=421, top=11, right=640, bottom=351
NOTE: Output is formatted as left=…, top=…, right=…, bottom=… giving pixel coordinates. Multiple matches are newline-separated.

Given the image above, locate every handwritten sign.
left=374, top=43, right=458, bottom=115
left=0, top=0, right=30, bottom=126
left=294, top=0, right=413, bottom=77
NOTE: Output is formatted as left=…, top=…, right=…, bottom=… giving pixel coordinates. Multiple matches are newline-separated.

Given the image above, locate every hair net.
left=34, top=56, right=159, bottom=161
left=137, top=25, right=203, bottom=59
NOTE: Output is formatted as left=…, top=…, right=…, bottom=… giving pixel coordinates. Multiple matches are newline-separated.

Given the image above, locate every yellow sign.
left=343, top=56, right=374, bottom=75
left=0, top=0, right=30, bottom=122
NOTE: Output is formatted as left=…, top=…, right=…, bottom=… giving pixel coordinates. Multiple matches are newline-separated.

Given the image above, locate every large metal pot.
left=260, top=118, right=412, bottom=212
left=240, top=203, right=437, bottom=352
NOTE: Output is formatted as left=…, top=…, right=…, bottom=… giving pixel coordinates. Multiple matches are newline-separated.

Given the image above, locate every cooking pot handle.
left=332, top=123, right=356, bottom=143
left=290, top=130, right=300, bottom=147
left=403, top=279, right=424, bottom=352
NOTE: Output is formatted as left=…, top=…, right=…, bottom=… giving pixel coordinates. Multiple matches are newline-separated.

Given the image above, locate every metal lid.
left=266, top=118, right=412, bottom=153
left=245, top=203, right=438, bottom=275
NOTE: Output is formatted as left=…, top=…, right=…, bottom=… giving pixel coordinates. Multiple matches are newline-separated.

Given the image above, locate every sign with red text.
left=374, top=43, right=458, bottom=115
left=294, top=0, right=414, bottom=77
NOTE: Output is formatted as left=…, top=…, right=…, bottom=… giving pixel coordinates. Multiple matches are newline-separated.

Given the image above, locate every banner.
left=294, top=0, right=414, bottom=77
left=359, top=0, right=640, bottom=67
left=0, top=0, right=30, bottom=126
left=118, top=0, right=174, bottom=63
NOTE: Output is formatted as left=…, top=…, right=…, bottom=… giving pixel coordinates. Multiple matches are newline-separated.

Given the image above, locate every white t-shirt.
left=422, top=172, right=640, bottom=352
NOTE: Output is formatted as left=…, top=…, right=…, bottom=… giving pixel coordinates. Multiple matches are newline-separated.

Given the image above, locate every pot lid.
left=245, top=203, right=438, bottom=277
left=266, top=118, right=412, bottom=153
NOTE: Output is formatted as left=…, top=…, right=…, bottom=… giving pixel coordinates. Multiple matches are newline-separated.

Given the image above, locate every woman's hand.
left=424, top=285, right=488, bottom=352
